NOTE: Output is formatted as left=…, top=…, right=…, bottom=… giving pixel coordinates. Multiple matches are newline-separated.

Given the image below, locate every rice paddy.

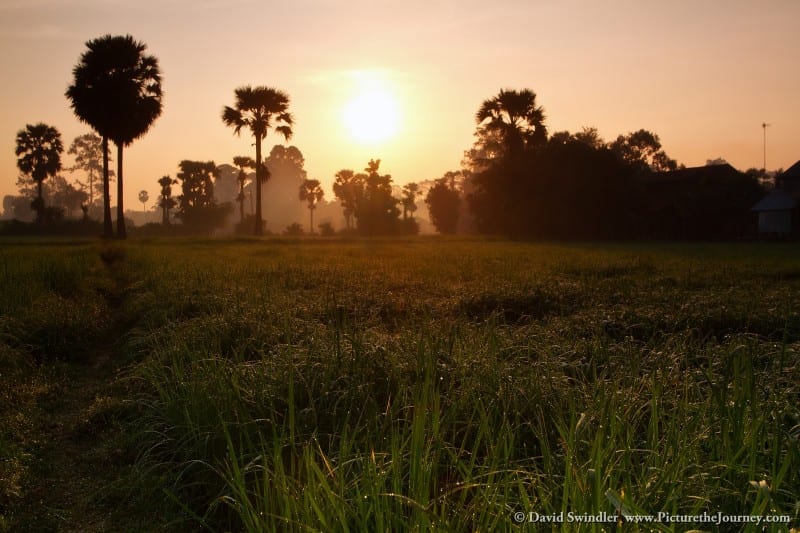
left=1, top=237, right=798, bottom=531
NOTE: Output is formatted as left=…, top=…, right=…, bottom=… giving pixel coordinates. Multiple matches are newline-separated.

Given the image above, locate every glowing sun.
left=342, top=89, right=400, bottom=144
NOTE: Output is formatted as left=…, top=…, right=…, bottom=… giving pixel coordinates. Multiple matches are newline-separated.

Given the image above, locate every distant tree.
left=706, top=157, right=729, bottom=166
left=66, top=34, right=163, bottom=239
left=283, top=222, right=304, bottom=236
left=67, top=132, right=113, bottom=210
left=298, top=179, right=324, bottom=234
left=265, top=145, right=306, bottom=180
left=465, top=89, right=553, bottom=235
left=138, top=190, right=149, bottom=212
left=15, top=123, right=63, bottom=220
left=232, top=155, right=255, bottom=224
left=261, top=145, right=308, bottom=230
left=175, top=160, right=231, bottom=233
left=425, top=172, right=461, bottom=234
left=318, top=221, right=335, bottom=237
left=472, top=88, right=547, bottom=163
left=401, top=182, right=422, bottom=220
left=47, top=174, right=88, bottom=218
left=353, top=159, right=401, bottom=236
left=157, top=175, right=177, bottom=225
left=572, top=127, right=604, bottom=149
left=745, top=167, right=778, bottom=189
left=551, top=127, right=605, bottom=149
left=222, top=86, right=293, bottom=235
left=333, top=169, right=362, bottom=230
left=610, top=129, right=677, bottom=172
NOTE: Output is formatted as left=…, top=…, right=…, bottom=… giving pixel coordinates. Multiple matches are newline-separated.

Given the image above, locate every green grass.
left=1, top=238, right=799, bottom=531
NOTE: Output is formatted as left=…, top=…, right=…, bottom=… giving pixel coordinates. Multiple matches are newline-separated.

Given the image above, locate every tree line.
left=7, top=34, right=769, bottom=239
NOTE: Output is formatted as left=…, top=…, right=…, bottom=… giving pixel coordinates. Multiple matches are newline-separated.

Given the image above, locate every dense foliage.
left=465, top=90, right=765, bottom=240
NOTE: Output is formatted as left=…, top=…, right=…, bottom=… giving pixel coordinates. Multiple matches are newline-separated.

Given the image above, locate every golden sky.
left=1, top=0, right=799, bottom=209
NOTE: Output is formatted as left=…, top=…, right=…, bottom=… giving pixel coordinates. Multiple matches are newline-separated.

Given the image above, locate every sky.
left=1, top=0, right=799, bottom=210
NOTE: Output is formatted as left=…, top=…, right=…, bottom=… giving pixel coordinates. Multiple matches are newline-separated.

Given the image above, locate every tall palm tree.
left=157, top=175, right=177, bottom=225
left=222, top=86, right=293, bottom=236
left=299, top=179, right=324, bottom=234
left=138, top=190, right=149, bottom=212
left=232, top=155, right=255, bottom=224
left=66, top=34, right=163, bottom=239
left=475, top=88, right=547, bottom=157
left=15, top=123, right=63, bottom=220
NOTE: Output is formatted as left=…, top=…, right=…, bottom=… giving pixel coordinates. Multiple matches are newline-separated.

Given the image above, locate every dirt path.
left=6, top=253, right=148, bottom=532
left=9, top=347, right=131, bottom=532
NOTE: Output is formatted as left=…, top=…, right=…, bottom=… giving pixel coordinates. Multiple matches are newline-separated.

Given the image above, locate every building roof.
left=781, top=160, right=800, bottom=180
left=751, top=189, right=797, bottom=212
left=646, top=163, right=741, bottom=185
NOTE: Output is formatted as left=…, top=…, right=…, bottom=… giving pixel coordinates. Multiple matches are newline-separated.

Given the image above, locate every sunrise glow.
left=341, top=71, right=401, bottom=145
left=343, top=89, right=400, bottom=144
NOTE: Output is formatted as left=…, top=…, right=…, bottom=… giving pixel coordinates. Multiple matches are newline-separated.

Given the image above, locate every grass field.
left=1, top=237, right=799, bottom=531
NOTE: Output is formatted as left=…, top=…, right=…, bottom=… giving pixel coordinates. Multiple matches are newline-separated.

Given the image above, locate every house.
left=642, top=163, right=763, bottom=240
left=751, top=160, right=800, bottom=237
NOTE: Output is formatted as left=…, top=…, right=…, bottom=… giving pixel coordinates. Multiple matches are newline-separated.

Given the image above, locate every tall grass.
left=115, top=240, right=800, bottom=530
left=1, top=239, right=797, bottom=530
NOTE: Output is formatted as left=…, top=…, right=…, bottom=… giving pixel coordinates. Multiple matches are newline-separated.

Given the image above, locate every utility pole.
left=762, top=122, right=770, bottom=170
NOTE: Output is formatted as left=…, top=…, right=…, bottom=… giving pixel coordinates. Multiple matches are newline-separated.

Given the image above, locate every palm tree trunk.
left=309, top=207, right=314, bottom=235
left=239, top=181, right=245, bottom=224
left=254, top=136, right=263, bottom=236
left=35, top=180, right=43, bottom=222
left=102, top=136, right=113, bottom=238
left=116, top=143, right=126, bottom=239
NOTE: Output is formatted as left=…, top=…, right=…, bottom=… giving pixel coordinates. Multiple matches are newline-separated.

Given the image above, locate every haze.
left=1, top=0, right=798, bottom=208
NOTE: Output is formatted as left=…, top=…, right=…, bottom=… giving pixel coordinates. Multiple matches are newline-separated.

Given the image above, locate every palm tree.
left=66, top=34, right=163, bottom=239
left=15, top=123, right=63, bottom=220
left=475, top=88, right=547, bottom=157
left=222, top=86, right=293, bottom=236
left=299, top=179, right=324, bottom=234
left=232, top=155, right=255, bottom=225
left=157, top=175, right=177, bottom=225
left=138, top=190, right=149, bottom=212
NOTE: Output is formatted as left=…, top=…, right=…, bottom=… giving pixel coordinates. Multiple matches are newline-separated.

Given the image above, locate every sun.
left=342, top=88, right=400, bottom=144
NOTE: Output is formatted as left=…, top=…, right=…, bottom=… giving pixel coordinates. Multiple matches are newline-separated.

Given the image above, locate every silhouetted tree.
left=67, top=132, right=114, bottom=212
left=333, top=169, right=362, bottom=230
left=175, top=160, right=231, bottom=233
left=138, top=190, right=149, bottom=212
left=425, top=172, right=461, bottom=234
left=283, top=222, right=304, bottom=236
left=401, top=182, right=421, bottom=220
left=610, top=129, right=677, bottom=172
left=47, top=174, right=88, bottom=218
left=465, top=89, right=553, bottom=235
left=261, top=145, right=308, bottom=230
left=222, top=86, right=293, bottom=235
left=353, top=159, right=401, bottom=236
left=550, top=127, right=605, bottom=149
left=232, top=155, right=255, bottom=224
left=66, top=34, right=163, bottom=239
left=472, top=88, right=547, bottom=164
left=299, top=179, right=324, bottom=234
left=157, top=175, right=177, bottom=225
left=15, top=123, right=63, bottom=220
